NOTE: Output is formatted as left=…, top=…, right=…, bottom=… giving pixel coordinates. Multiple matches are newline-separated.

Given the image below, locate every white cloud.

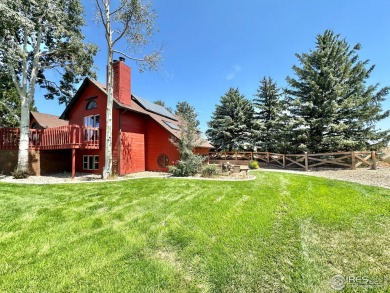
left=225, top=65, right=241, bottom=80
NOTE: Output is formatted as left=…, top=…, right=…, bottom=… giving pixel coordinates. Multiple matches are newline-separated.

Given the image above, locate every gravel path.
left=258, top=167, right=390, bottom=189
left=0, top=168, right=389, bottom=189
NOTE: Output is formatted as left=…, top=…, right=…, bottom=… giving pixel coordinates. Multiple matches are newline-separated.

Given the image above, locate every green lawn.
left=0, top=171, right=389, bottom=292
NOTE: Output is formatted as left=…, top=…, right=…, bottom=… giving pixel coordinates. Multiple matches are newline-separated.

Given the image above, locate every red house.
left=0, top=59, right=212, bottom=176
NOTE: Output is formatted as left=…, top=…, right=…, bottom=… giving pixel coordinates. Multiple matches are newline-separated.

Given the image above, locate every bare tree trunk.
left=102, top=1, right=113, bottom=179
left=17, top=95, right=30, bottom=171
left=16, top=26, right=41, bottom=172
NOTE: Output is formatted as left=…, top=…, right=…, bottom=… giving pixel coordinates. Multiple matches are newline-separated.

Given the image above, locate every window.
left=83, top=155, right=99, bottom=170
left=86, top=100, right=98, bottom=110
left=163, top=120, right=180, bottom=130
left=83, top=115, right=100, bottom=141
left=157, top=154, right=169, bottom=168
left=83, top=115, right=100, bottom=128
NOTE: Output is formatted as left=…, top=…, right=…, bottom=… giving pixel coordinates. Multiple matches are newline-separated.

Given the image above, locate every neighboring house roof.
left=30, top=111, right=69, bottom=129
left=60, top=78, right=213, bottom=149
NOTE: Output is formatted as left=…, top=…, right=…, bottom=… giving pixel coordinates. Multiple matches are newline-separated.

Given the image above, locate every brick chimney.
left=112, top=57, right=131, bottom=106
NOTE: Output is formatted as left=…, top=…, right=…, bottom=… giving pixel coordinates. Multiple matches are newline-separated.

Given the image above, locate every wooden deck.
left=0, top=125, right=100, bottom=150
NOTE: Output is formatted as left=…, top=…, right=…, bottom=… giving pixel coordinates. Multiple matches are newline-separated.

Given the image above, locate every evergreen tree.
left=169, top=101, right=204, bottom=177
left=286, top=30, right=390, bottom=152
left=206, top=88, right=254, bottom=151
left=0, top=74, right=37, bottom=127
left=253, top=77, right=285, bottom=152
left=175, top=101, right=200, bottom=128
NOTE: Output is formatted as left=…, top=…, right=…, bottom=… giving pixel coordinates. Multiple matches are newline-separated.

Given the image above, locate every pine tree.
left=169, top=101, right=204, bottom=177
left=286, top=30, right=390, bottom=152
left=175, top=101, right=200, bottom=128
left=206, top=88, right=254, bottom=151
left=253, top=77, right=285, bottom=152
left=0, top=74, right=37, bottom=127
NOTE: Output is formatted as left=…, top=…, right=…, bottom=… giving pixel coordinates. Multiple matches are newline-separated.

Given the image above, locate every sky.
left=35, top=0, right=390, bottom=134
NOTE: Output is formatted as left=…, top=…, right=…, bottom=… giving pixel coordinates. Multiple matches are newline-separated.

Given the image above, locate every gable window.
left=83, top=115, right=100, bottom=141
left=86, top=100, right=98, bottom=110
left=83, top=155, right=99, bottom=170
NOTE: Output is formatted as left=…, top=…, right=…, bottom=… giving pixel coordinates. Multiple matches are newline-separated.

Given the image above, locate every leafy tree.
left=253, top=77, right=286, bottom=152
left=169, top=101, right=204, bottom=177
left=286, top=30, right=390, bottom=152
left=206, top=88, right=254, bottom=151
left=0, top=0, right=97, bottom=172
left=0, top=74, right=37, bottom=127
left=95, top=0, right=161, bottom=179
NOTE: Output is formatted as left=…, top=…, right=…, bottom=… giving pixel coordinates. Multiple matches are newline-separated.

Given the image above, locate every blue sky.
left=36, top=0, right=390, bottom=133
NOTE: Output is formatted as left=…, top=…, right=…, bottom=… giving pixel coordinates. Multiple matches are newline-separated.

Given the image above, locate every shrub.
left=11, top=169, right=29, bottom=179
left=248, top=160, right=259, bottom=169
left=201, top=164, right=220, bottom=178
left=168, top=155, right=205, bottom=177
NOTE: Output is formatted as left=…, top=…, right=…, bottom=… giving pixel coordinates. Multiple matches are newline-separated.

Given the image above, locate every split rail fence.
left=208, top=151, right=390, bottom=171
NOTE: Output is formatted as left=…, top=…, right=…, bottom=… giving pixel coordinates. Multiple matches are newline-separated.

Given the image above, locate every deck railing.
left=0, top=125, right=100, bottom=150
left=209, top=151, right=389, bottom=170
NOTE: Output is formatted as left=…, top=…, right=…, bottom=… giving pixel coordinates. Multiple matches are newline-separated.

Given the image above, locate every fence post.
left=371, top=151, right=377, bottom=170
left=304, top=152, right=308, bottom=171
left=283, top=154, right=286, bottom=169
left=267, top=152, right=270, bottom=164
left=351, top=151, right=356, bottom=170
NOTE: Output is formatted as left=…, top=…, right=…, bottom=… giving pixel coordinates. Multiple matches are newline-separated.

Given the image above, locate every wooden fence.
left=208, top=151, right=390, bottom=170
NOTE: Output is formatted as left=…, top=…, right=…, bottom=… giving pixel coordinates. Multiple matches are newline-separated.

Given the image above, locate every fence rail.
left=0, top=125, right=100, bottom=150
left=208, top=150, right=389, bottom=170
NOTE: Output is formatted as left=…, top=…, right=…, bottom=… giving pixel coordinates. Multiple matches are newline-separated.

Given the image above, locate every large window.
left=83, top=155, right=99, bottom=170
left=83, top=115, right=100, bottom=128
left=83, top=115, right=100, bottom=141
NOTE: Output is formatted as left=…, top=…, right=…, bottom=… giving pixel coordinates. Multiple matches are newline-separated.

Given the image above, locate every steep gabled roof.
left=60, top=78, right=107, bottom=120
left=30, top=111, right=69, bottom=128
left=60, top=77, right=213, bottom=149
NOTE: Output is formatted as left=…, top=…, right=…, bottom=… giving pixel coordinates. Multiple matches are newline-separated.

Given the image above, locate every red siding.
left=120, top=132, right=145, bottom=173
left=145, top=119, right=179, bottom=172
left=68, top=85, right=107, bottom=174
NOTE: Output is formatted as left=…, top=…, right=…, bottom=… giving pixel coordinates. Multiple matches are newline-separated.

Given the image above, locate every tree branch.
left=95, top=0, right=107, bottom=28
left=112, top=49, right=146, bottom=62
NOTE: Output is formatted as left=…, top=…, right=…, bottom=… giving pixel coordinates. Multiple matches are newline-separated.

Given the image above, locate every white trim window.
left=83, top=115, right=100, bottom=141
left=83, top=155, right=99, bottom=170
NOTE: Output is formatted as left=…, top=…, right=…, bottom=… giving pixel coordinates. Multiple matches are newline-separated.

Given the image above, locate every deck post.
left=72, top=148, right=76, bottom=178
left=351, top=151, right=356, bottom=170
left=371, top=151, right=377, bottom=170
left=304, top=152, right=309, bottom=171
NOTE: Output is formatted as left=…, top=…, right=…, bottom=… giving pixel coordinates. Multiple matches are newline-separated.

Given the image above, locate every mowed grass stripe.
left=0, top=172, right=389, bottom=292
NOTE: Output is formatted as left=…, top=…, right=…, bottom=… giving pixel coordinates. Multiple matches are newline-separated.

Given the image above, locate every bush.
left=11, top=169, right=29, bottom=179
left=201, top=165, right=220, bottom=178
left=168, top=154, right=205, bottom=177
left=248, top=160, right=259, bottom=169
